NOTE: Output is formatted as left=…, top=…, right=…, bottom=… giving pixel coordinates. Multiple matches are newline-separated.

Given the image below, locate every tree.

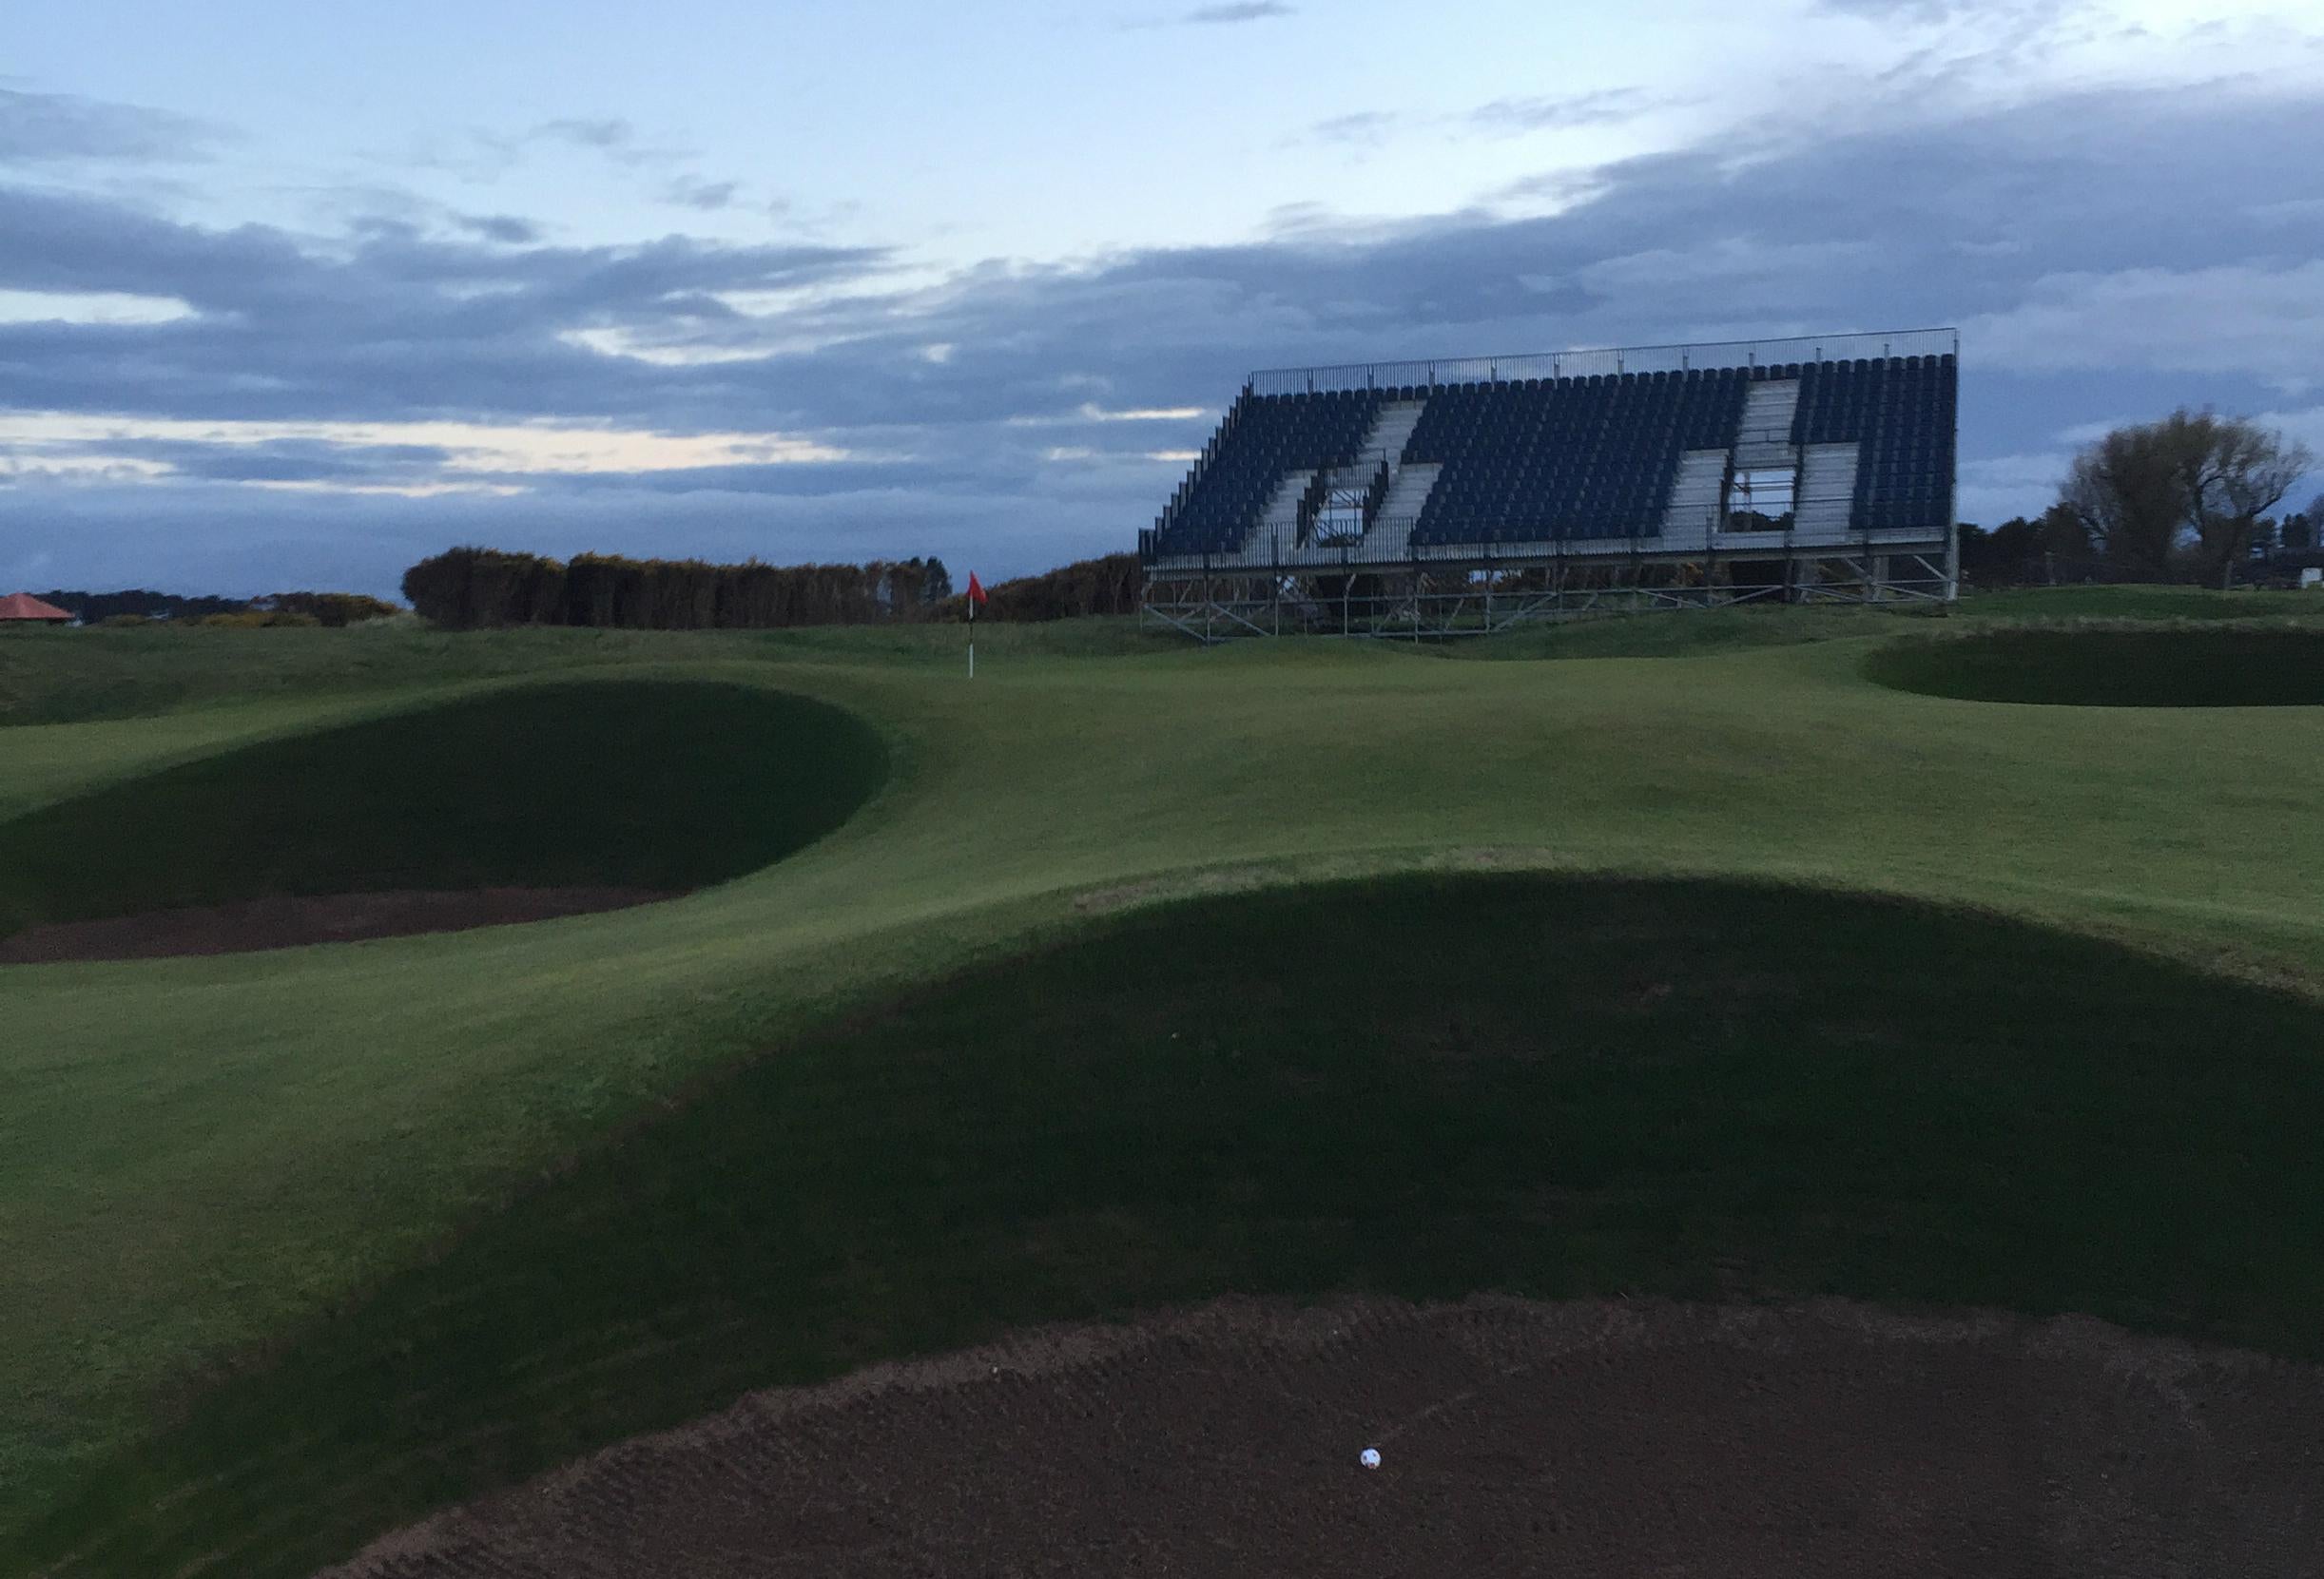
left=2284, top=494, right=2323, bottom=552
left=2179, top=416, right=2313, bottom=589
left=2062, top=411, right=2314, bottom=587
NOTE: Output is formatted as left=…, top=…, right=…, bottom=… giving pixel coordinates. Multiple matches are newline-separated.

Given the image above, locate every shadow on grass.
left=1865, top=627, right=2324, bottom=706
left=0, top=678, right=889, bottom=938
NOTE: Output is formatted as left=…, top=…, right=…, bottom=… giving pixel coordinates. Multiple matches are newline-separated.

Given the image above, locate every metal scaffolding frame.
left=1141, top=536, right=1956, bottom=644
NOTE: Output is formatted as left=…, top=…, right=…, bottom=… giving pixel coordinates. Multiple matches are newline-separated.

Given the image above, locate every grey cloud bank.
left=6, top=72, right=2323, bottom=597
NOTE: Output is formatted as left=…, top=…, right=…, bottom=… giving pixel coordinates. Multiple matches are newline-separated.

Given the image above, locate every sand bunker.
left=0, top=887, right=671, bottom=963
left=321, top=1296, right=2324, bottom=1578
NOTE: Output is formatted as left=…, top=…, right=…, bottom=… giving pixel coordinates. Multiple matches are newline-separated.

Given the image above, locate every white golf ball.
left=1360, top=1447, right=1382, bottom=1470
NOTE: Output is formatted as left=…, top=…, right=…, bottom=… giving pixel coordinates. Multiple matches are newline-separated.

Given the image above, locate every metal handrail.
left=1249, top=328, right=1959, bottom=398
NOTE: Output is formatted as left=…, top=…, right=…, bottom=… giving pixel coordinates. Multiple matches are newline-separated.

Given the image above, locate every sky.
left=4, top=0, right=2322, bottom=597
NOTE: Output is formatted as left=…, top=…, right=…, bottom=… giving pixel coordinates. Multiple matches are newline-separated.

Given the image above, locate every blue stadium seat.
left=1152, top=348, right=1956, bottom=557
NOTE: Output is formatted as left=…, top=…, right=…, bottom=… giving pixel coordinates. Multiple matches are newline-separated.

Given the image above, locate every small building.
left=0, top=593, right=73, bottom=625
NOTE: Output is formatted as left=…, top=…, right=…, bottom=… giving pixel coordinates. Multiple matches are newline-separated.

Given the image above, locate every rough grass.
left=5, top=586, right=2324, bottom=1570
left=20, top=874, right=2324, bottom=1578
left=0, top=616, right=1175, bottom=728
left=1865, top=627, right=2324, bottom=707
left=0, top=679, right=888, bottom=935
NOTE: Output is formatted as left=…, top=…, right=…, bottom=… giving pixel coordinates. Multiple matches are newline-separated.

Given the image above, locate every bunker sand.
left=323, top=1296, right=2324, bottom=1578
left=0, top=887, right=672, bottom=963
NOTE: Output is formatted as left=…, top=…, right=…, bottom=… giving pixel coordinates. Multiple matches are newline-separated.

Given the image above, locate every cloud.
left=1302, top=89, right=1675, bottom=155
left=453, top=213, right=546, bottom=244
left=663, top=177, right=740, bottom=211
left=0, top=87, right=227, bottom=165
left=8, top=76, right=2324, bottom=590
left=531, top=115, right=692, bottom=168
left=397, top=117, right=690, bottom=179
left=1181, top=2, right=1293, bottom=23
left=1468, top=88, right=1666, bottom=135
left=1964, top=262, right=2324, bottom=391
left=533, top=116, right=634, bottom=151
left=1811, top=0, right=2072, bottom=21
left=1308, top=111, right=1398, bottom=146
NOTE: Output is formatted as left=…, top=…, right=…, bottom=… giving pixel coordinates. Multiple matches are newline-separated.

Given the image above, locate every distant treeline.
left=1958, top=498, right=2323, bottom=589
left=400, top=548, right=958, bottom=630
left=41, top=588, right=402, bottom=626
left=400, top=547, right=1147, bottom=630
left=40, top=589, right=247, bottom=623
left=936, top=553, right=1141, bottom=622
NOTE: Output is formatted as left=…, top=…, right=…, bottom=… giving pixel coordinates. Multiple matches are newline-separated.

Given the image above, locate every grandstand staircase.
left=1733, top=379, right=1801, bottom=469
left=1237, top=469, right=1315, bottom=561
left=1345, top=399, right=1434, bottom=555
left=1377, top=462, right=1441, bottom=523
left=1363, top=400, right=1427, bottom=470
left=1660, top=450, right=1729, bottom=543
left=1794, top=443, right=1860, bottom=539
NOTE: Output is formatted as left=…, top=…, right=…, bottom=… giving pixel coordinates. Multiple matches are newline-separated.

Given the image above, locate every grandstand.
left=1138, top=329, right=1959, bottom=639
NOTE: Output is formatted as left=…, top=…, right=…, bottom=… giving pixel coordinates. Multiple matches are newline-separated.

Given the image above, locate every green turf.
left=0, top=616, right=1173, bottom=729
left=1865, top=626, right=2324, bottom=707
left=4, top=586, right=2324, bottom=1571
left=20, top=874, right=2324, bottom=1578
left=1445, top=600, right=1954, bottom=659
left=0, top=679, right=888, bottom=935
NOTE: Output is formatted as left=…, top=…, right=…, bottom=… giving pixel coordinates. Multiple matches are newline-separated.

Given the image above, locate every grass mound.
left=1866, top=627, right=2324, bottom=706
left=0, top=679, right=887, bottom=937
left=23, top=873, right=2324, bottom=1577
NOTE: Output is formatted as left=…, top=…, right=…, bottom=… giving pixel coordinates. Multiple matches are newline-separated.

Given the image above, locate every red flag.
left=966, top=572, right=987, bottom=616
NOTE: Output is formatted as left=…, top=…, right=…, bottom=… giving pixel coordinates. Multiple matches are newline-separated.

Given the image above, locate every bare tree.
left=2062, top=411, right=2314, bottom=587
left=2063, top=416, right=2197, bottom=577
left=2180, top=415, right=2313, bottom=589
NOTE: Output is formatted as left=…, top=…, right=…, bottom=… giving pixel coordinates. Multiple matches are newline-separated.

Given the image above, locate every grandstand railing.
left=1249, top=328, right=1959, bottom=398
left=1145, top=514, right=1953, bottom=572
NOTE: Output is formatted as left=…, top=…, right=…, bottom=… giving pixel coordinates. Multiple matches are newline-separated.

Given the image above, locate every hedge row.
left=400, top=549, right=954, bottom=630
left=935, top=553, right=1141, bottom=622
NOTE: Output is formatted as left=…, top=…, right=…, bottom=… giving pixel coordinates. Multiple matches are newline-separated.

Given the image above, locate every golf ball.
left=1360, top=1447, right=1382, bottom=1469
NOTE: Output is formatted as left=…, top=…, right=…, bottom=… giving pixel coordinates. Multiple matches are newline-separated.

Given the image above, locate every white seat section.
left=1363, top=400, right=1428, bottom=466
left=1231, top=469, right=1315, bottom=562
left=1793, top=443, right=1860, bottom=539
left=1376, top=460, right=1441, bottom=523
left=1353, top=464, right=1437, bottom=559
left=1732, top=380, right=1800, bottom=469
left=1262, top=469, right=1310, bottom=531
left=1660, top=449, right=1729, bottom=546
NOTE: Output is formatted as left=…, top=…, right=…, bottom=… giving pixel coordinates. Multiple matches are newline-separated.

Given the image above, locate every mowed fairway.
left=5, top=590, right=2324, bottom=1575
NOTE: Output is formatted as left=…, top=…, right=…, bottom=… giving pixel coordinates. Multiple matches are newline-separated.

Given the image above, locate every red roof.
left=0, top=593, right=72, bottom=623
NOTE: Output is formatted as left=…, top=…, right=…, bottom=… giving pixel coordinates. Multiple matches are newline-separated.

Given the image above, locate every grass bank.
left=20, top=874, right=2324, bottom=1577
